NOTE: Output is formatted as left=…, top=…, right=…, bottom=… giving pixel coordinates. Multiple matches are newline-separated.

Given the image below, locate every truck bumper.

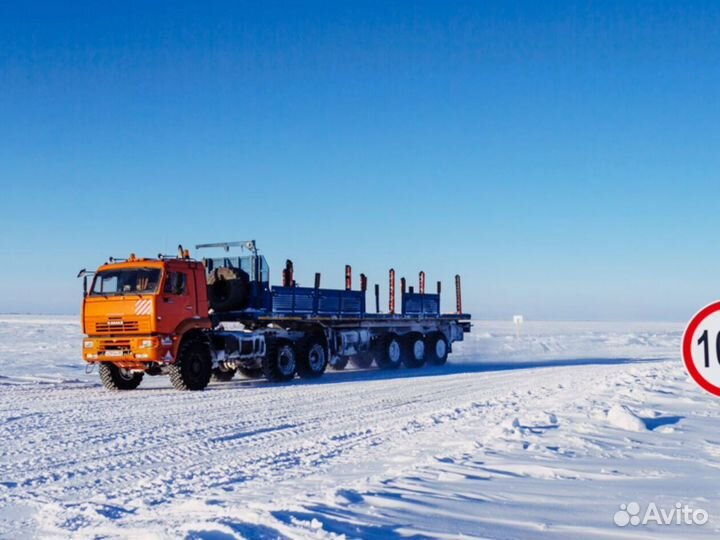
left=82, top=335, right=176, bottom=368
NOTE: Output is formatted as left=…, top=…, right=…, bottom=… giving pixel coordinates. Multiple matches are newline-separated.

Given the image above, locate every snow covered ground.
left=1, top=315, right=718, bottom=539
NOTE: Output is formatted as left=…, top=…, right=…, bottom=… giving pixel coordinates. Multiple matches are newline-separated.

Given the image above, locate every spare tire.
left=207, top=267, right=250, bottom=312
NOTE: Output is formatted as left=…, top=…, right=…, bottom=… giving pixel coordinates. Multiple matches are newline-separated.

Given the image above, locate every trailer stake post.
left=419, top=271, right=425, bottom=294
left=455, top=274, right=462, bottom=314
left=374, top=284, right=380, bottom=313
left=314, top=272, right=321, bottom=289
left=389, top=269, right=395, bottom=314
left=283, top=260, right=294, bottom=287
left=360, top=273, right=367, bottom=292
left=400, top=277, right=406, bottom=295
left=345, top=265, right=352, bottom=291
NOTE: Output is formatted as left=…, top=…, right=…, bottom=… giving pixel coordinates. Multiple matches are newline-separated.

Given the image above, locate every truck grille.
left=98, top=340, right=132, bottom=353
left=95, top=320, right=140, bottom=333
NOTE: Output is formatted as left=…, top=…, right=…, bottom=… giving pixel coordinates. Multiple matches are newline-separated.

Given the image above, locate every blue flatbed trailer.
left=199, top=242, right=471, bottom=379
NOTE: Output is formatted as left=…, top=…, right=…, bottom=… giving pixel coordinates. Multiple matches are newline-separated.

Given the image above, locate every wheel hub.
left=278, top=346, right=296, bottom=375
left=190, top=354, right=202, bottom=375
left=308, top=344, right=325, bottom=371
left=388, top=340, right=401, bottom=362
left=436, top=339, right=447, bottom=358
left=118, top=368, right=134, bottom=380
left=413, top=340, right=425, bottom=360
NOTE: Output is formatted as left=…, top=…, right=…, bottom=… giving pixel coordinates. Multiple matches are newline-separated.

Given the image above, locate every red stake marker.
left=389, top=269, right=395, bottom=314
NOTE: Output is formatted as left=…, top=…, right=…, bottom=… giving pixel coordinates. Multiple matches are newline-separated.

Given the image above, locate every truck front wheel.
left=99, top=363, right=144, bottom=390
left=169, top=338, right=213, bottom=391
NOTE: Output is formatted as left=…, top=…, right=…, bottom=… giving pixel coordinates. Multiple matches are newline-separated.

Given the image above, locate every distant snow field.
left=1, top=315, right=718, bottom=539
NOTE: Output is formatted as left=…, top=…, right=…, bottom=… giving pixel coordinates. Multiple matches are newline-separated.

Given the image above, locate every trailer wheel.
left=402, top=333, right=426, bottom=368
left=169, top=338, right=213, bottom=391
left=211, top=364, right=236, bottom=382
left=329, top=356, right=348, bottom=370
left=238, top=367, right=264, bottom=379
left=374, top=334, right=402, bottom=370
left=99, top=363, right=144, bottom=390
left=351, top=353, right=374, bottom=369
left=262, top=339, right=297, bottom=382
left=426, top=333, right=449, bottom=365
left=297, top=339, right=328, bottom=379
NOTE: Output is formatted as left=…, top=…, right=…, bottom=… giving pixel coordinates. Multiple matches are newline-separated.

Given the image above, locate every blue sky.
left=1, top=1, right=718, bottom=320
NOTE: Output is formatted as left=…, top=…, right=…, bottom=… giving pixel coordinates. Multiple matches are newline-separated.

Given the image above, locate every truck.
left=79, top=241, right=471, bottom=391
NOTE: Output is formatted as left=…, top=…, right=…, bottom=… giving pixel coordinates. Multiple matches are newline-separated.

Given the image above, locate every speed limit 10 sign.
left=683, top=301, right=720, bottom=397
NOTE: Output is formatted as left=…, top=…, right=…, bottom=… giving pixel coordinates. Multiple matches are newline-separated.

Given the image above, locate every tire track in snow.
left=0, top=363, right=623, bottom=528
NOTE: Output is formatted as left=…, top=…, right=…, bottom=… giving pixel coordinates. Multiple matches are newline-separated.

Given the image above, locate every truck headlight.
left=84, top=340, right=94, bottom=349
left=140, top=339, right=156, bottom=348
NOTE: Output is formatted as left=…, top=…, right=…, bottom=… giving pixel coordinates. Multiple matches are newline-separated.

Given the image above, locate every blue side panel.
left=402, top=293, right=440, bottom=315
left=272, top=286, right=365, bottom=317
left=341, top=294, right=362, bottom=314
left=273, top=289, right=295, bottom=312
left=317, top=291, right=340, bottom=314
left=294, top=289, right=315, bottom=313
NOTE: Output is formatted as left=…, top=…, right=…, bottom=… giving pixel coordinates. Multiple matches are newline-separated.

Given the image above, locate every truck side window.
left=163, top=272, right=187, bottom=295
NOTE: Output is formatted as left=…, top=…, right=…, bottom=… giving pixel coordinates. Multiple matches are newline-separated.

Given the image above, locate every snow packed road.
left=1, top=316, right=719, bottom=539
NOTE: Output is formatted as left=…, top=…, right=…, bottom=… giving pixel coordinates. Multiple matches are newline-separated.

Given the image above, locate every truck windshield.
left=90, top=268, right=162, bottom=296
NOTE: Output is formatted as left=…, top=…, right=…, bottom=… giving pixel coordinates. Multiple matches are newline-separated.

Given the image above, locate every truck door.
left=163, top=270, right=194, bottom=316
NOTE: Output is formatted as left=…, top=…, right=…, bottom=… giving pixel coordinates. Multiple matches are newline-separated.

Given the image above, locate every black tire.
left=168, top=338, right=213, bottom=391
left=211, top=365, right=236, bottom=382
left=297, top=338, right=328, bottom=379
left=402, top=333, right=426, bottom=368
left=99, top=363, right=144, bottom=390
left=238, top=366, right=264, bottom=379
left=207, top=267, right=250, bottom=312
left=329, top=356, right=349, bottom=370
left=262, top=339, right=297, bottom=382
left=426, top=332, right=449, bottom=365
left=350, top=353, right=374, bottom=369
left=373, top=334, right=402, bottom=370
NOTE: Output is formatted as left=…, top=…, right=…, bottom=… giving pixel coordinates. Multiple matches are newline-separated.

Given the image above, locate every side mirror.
left=83, top=275, right=88, bottom=298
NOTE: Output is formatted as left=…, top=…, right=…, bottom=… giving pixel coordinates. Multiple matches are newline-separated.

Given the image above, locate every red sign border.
left=682, top=301, right=720, bottom=397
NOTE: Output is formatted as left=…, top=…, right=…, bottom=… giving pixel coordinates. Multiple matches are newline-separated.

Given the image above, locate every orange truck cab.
left=81, top=251, right=212, bottom=388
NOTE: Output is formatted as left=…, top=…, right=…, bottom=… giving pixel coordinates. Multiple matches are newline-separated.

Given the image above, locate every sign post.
left=513, top=315, right=524, bottom=338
